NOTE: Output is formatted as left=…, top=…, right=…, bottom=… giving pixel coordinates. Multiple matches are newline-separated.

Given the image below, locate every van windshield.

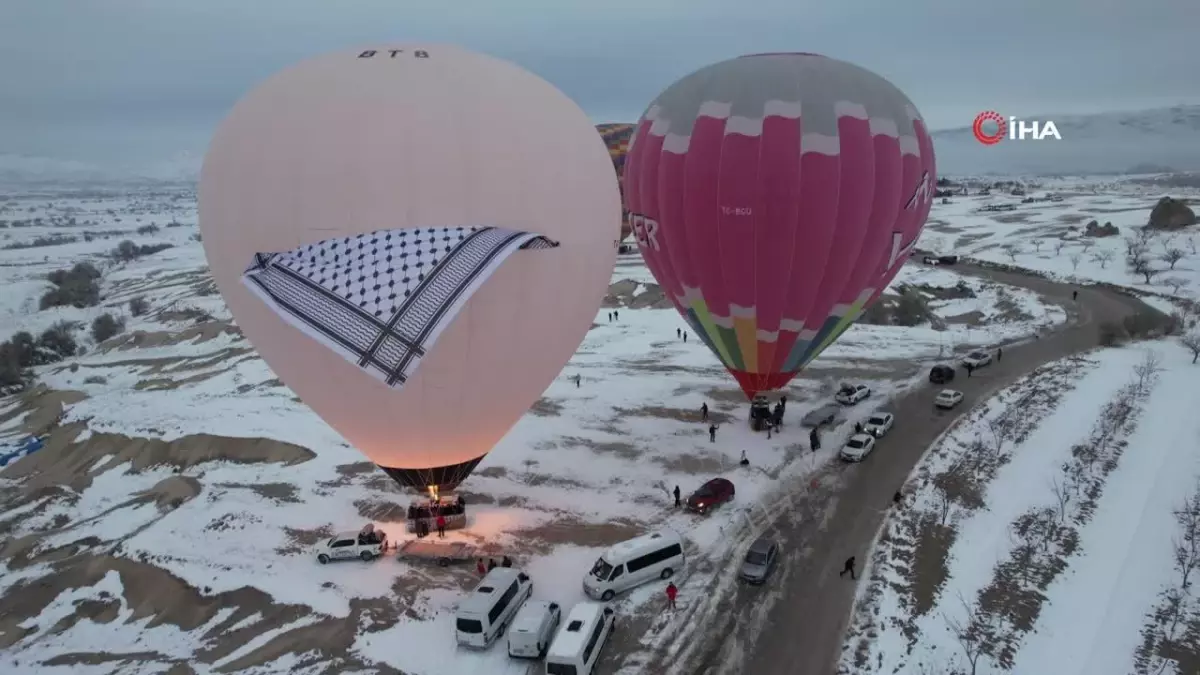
left=546, top=663, right=578, bottom=675
left=590, top=557, right=613, bottom=580
left=455, top=618, right=483, bottom=634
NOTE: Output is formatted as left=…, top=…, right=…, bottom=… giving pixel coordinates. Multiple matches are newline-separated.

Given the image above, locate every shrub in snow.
left=136, top=223, right=160, bottom=235
left=37, top=321, right=77, bottom=362
left=40, top=262, right=101, bottom=310
left=90, top=312, right=125, bottom=343
left=129, top=296, right=149, bottom=317
left=111, top=239, right=174, bottom=262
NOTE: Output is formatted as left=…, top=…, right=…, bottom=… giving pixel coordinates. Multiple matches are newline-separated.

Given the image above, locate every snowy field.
left=919, top=178, right=1200, bottom=310
left=841, top=342, right=1200, bottom=675
left=0, top=179, right=1195, bottom=675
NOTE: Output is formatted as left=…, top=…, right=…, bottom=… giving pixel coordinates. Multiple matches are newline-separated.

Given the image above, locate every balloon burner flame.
left=427, top=485, right=440, bottom=501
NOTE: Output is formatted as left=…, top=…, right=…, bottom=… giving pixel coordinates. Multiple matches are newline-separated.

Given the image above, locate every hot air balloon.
left=596, top=123, right=636, bottom=241
left=624, top=53, right=935, bottom=399
left=199, top=45, right=620, bottom=495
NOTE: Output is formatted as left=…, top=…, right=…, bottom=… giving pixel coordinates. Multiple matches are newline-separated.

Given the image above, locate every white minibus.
left=582, top=530, right=685, bottom=602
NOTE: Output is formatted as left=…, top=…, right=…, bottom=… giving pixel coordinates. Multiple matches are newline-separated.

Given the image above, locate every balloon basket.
left=405, top=494, right=468, bottom=535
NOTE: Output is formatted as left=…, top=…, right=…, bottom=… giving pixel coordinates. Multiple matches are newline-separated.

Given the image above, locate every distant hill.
left=932, top=105, right=1200, bottom=177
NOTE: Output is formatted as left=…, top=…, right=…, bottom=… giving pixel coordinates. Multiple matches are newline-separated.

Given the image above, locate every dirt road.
left=642, top=262, right=1167, bottom=675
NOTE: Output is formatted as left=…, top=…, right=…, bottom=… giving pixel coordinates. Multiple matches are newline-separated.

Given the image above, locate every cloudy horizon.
left=2, top=0, right=1197, bottom=173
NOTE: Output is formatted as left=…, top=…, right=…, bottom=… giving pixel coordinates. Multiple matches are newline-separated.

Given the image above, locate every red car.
left=686, top=478, right=736, bottom=515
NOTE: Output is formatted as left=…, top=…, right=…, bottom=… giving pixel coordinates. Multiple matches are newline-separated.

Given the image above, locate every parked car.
left=929, top=364, right=956, bottom=384
left=934, top=389, right=964, bottom=409
left=863, top=412, right=894, bottom=437
left=740, top=537, right=779, bottom=585
left=507, top=600, right=560, bottom=659
left=962, top=350, right=992, bottom=369
left=839, top=433, right=877, bottom=462
left=686, top=478, right=736, bottom=515
left=801, top=404, right=842, bottom=428
left=834, top=383, right=871, bottom=405
left=316, top=525, right=387, bottom=564
left=583, top=531, right=685, bottom=602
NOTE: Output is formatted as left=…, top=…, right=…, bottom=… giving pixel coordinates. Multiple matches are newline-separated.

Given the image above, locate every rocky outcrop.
left=1146, top=196, right=1196, bottom=230
left=1084, top=219, right=1120, bottom=237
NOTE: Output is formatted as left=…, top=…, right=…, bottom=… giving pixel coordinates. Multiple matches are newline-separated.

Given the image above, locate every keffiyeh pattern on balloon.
left=242, top=226, right=558, bottom=389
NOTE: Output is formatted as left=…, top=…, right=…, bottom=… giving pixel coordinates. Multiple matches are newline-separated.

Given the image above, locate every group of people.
left=476, top=555, right=514, bottom=575
left=409, top=495, right=467, bottom=538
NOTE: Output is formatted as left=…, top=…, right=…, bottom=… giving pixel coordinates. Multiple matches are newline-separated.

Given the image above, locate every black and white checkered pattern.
left=242, top=226, right=559, bottom=388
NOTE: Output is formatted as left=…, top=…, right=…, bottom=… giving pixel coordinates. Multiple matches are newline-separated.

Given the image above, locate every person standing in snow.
left=477, top=558, right=487, bottom=576
left=673, top=485, right=681, bottom=508
left=575, top=374, right=582, bottom=388
left=709, top=424, right=718, bottom=443
left=607, top=312, right=612, bottom=321
left=614, top=310, right=620, bottom=320
left=766, top=425, right=772, bottom=439
left=701, top=402, right=708, bottom=421
left=965, top=362, right=974, bottom=378
left=488, top=558, right=497, bottom=571
left=683, top=331, right=688, bottom=343
left=677, top=327, right=682, bottom=339
left=854, top=421, right=864, bottom=435
left=809, top=427, right=821, bottom=451
left=665, top=582, right=678, bottom=610
left=501, top=555, right=513, bottom=568
left=839, top=556, right=857, bottom=580
left=996, top=347, right=1002, bottom=362
left=436, top=513, right=447, bottom=538
left=893, top=490, right=904, bottom=506
left=1072, top=289, right=1078, bottom=301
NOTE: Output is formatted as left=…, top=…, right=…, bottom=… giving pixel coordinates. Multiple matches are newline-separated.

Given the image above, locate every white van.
left=507, top=600, right=561, bottom=659
left=544, top=602, right=615, bottom=675
left=455, top=567, right=532, bottom=649
left=583, top=531, right=685, bottom=602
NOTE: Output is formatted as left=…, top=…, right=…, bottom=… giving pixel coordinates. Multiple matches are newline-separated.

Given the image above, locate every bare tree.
left=1068, top=252, right=1083, bottom=271
left=1161, top=247, right=1186, bottom=270
left=1001, top=243, right=1021, bottom=262
left=1050, top=476, right=1073, bottom=524
left=1080, top=238, right=1096, bottom=252
left=1124, top=234, right=1148, bottom=258
left=1133, top=349, right=1164, bottom=393
left=1091, top=249, right=1115, bottom=269
left=943, top=594, right=990, bottom=675
left=1171, top=483, right=1200, bottom=590
left=1181, top=331, right=1200, bottom=365
left=1127, top=252, right=1160, bottom=285
left=1136, top=226, right=1156, bottom=247
left=1054, top=239, right=1067, bottom=256
left=1031, top=239, right=1044, bottom=253
left=1161, top=276, right=1188, bottom=295
left=934, top=482, right=954, bottom=526
left=985, top=415, right=1011, bottom=456
left=1187, top=234, right=1198, bottom=256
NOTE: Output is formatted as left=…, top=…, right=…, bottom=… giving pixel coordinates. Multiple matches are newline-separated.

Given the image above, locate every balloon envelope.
left=624, top=53, right=935, bottom=398
left=596, top=123, right=636, bottom=241
left=199, top=45, right=620, bottom=492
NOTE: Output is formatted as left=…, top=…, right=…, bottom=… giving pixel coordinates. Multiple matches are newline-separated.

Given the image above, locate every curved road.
left=640, top=261, right=1166, bottom=675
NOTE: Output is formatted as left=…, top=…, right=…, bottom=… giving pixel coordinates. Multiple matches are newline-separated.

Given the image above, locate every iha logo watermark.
left=972, top=111, right=1062, bottom=145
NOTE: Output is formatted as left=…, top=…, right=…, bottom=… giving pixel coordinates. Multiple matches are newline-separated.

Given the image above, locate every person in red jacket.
left=436, top=514, right=446, bottom=538
left=665, top=582, right=678, bottom=610
left=476, top=558, right=487, bottom=576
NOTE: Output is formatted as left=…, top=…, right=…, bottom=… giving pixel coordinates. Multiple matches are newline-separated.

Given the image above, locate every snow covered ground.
left=841, top=343, right=1200, bottom=675
left=918, top=179, right=1200, bottom=309
left=0, top=180, right=1195, bottom=675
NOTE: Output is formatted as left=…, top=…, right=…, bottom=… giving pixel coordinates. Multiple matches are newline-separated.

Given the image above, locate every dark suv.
left=929, top=364, right=956, bottom=384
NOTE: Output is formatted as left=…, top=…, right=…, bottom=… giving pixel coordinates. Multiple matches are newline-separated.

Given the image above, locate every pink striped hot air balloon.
left=624, top=53, right=935, bottom=399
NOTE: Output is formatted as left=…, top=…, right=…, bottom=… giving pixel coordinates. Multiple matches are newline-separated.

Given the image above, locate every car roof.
left=512, top=600, right=553, bottom=631
left=333, top=531, right=360, bottom=540
left=603, top=531, right=682, bottom=561
left=548, top=602, right=606, bottom=658
left=459, top=568, right=524, bottom=615
left=704, top=477, right=732, bottom=487
left=748, top=537, right=775, bottom=554
left=849, top=433, right=873, bottom=442
left=867, top=412, right=891, bottom=420
left=938, top=389, right=961, bottom=396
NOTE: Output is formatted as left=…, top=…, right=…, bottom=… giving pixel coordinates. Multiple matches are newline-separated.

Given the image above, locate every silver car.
left=740, top=537, right=779, bottom=584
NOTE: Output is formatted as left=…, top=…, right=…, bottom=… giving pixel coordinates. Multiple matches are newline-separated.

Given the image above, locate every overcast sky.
left=2, top=0, right=1197, bottom=172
